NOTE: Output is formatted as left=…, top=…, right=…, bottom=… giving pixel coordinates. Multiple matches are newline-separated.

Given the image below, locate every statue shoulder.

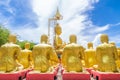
left=96, top=44, right=102, bottom=50
left=97, top=43, right=111, bottom=50
left=85, top=48, right=95, bottom=53
left=22, top=49, right=32, bottom=53
left=33, top=44, right=52, bottom=49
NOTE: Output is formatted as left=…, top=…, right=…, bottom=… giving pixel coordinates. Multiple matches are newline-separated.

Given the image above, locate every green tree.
left=0, top=25, right=10, bottom=46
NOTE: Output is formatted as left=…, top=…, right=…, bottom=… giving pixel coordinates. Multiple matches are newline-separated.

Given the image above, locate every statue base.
left=0, top=72, right=22, bottom=80
left=91, top=70, right=120, bottom=80
left=26, top=71, right=55, bottom=80
left=62, top=72, right=90, bottom=80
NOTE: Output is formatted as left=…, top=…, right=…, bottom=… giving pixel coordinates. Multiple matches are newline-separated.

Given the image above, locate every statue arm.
left=96, top=47, right=101, bottom=65
left=32, top=47, right=37, bottom=61
left=79, top=47, right=85, bottom=66
left=49, top=48, right=59, bottom=63
left=79, top=46, right=85, bottom=60
left=61, top=48, right=67, bottom=67
left=29, top=51, right=33, bottom=67
left=113, top=46, right=118, bottom=60
left=0, top=47, right=2, bottom=59
left=15, top=47, right=23, bottom=67
left=84, top=51, right=87, bottom=66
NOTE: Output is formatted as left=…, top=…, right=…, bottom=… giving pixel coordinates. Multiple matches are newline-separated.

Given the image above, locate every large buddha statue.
left=18, top=42, right=33, bottom=69
left=0, top=47, right=2, bottom=61
left=116, top=48, right=120, bottom=70
left=96, top=34, right=118, bottom=72
left=32, top=34, right=59, bottom=73
left=84, top=42, right=96, bottom=68
left=110, top=42, right=120, bottom=70
left=0, top=34, right=22, bottom=73
left=54, top=23, right=65, bottom=59
left=118, top=48, right=120, bottom=59
left=61, top=34, right=84, bottom=72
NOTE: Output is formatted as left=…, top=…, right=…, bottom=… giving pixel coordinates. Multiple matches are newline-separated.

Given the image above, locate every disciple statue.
left=118, top=48, right=120, bottom=59
left=0, top=34, right=22, bottom=73
left=110, top=42, right=120, bottom=70
left=84, top=42, right=96, bottom=68
left=61, top=34, right=84, bottom=72
left=0, top=47, right=2, bottom=60
left=116, top=48, right=120, bottom=70
left=18, top=42, right=33, bottom=69
left=32, top=34, right=59, bottom=73
left=96, top=34, right=118, bottom=72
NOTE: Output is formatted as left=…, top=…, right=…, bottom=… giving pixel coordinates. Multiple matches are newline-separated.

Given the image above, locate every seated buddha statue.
left=0, top=47, right=2, bottom=60
left=18, top=42, right=33, bottom=69
left=110, top=42, right=120, bottom=70
left=0, top=34, right=22, bottom=73
left=116, top=48, right=120, bottom=70
left=84, top=42, right=96, bottom=68
left=96, top=34, right=118, bottom=72
left=54, top=23, right=65, bottom=59
left=32, top=34, right=59, bottom=73
left=61, top=34, right=84, bottom=72
left=118, top=48, right=120, bottom=58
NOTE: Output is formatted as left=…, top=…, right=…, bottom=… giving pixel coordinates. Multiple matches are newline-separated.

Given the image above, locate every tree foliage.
left=0, top=25, right=10, bottom=46
left=0, top=25, right=35, bottom=49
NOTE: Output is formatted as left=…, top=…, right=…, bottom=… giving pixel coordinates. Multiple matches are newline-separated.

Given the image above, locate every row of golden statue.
left=0, top=23, right=120, bottom=73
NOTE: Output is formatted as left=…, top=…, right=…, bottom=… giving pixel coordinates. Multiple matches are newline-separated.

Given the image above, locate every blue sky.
left=0, top=0, right=120, bottom=48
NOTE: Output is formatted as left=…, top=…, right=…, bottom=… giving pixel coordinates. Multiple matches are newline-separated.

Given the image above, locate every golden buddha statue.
left=32, top=34, right=59, bottom=73
left=116, top=48, right=120, bottom=70
left=96, top=34, right=118, bottom=72
left=18, top=42, right=33, bottom=69
left=84, top=42, right=96, bottom=68
left=0, top=47, right=2, bottom=59
left=110, top=42, right=120, bottom=70
left=61, top=34, right=84, bottom=72
left=0, top=34, right=22, bottom=73
left=54, top=23, right=65, bottom=58
left=117, top=48, right=120, bottom=60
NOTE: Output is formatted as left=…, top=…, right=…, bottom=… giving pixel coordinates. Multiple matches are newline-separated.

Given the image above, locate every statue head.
left=100, top=34, right=109, bottom=43
left=54, top=23, right=62, bottom=35
left=40, top=34, right=48, bottom=44
left=8, top=34, right=17, bottom=43
left=110, top=42, right=116, bottom=46
left=87, top=42, right=93, bottom=49
left=69, top=34, right=77, bottom=43
left=25, top=42, right=30, bottom=50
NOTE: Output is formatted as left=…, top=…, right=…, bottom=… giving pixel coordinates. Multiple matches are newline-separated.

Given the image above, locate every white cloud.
left=11, top=0, right=108, bottom=47
left=92, top=33, right=101, bottom=48
left=0, top=0, right=14, bottom=14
